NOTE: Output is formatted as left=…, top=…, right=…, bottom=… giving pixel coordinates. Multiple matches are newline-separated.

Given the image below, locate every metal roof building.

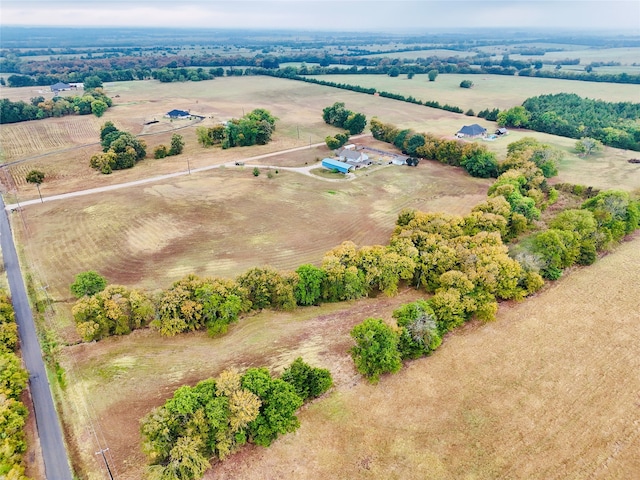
left=322, top=158, right=354, bottom=174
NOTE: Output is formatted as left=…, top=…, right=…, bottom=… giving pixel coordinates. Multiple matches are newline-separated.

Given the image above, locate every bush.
left=153, top=145, right=168, bottom=159
left=350, top=318, right=402, bottom=383
left=281, top=357, right=332, bottom=401
left=460, top=80, right=474, bottom=88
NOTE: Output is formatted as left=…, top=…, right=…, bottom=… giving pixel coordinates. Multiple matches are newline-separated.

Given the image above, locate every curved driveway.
left=0, top=196, right=73, bottom=479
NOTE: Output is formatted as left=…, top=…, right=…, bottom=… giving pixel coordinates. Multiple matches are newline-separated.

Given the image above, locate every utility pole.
left=96, top=448, right=114, bottom=480
left=36, top=183, right=43, bottom=203
left=187, top=157, right=191, bottom=175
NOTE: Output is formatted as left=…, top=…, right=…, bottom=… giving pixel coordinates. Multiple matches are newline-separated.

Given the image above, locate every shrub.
left=350, top=318, right=402, bottom=383
left=281, top=357, right=332, bottom=401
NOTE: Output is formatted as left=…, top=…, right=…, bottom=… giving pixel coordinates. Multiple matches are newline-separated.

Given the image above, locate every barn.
left=165, top=109, right=191, bottom=119
left=322, top=158, right=354, bottom=174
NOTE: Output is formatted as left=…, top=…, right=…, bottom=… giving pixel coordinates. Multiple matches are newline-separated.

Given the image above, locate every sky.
left=1, top=0, right=639, bottom=32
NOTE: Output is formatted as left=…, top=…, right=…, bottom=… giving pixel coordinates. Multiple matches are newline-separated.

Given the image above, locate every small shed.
left=456, top=124, right=487, bottom=138
left=322, top=158, right=354, bottom=174
left=166, top=109, right=191, bottom=119
left=496, top=127, right=508, bottom=135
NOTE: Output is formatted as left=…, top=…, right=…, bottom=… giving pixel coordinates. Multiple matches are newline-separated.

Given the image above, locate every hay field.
left=55, top=233, right=640, bottom=480
left=319, top=73, right=640, bottom=112
left=15, top=153, right=492, bottom=308
left=209, top=235, right=640, bottom=480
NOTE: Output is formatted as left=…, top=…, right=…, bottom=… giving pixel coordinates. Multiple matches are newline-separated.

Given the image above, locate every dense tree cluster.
left=90, top=122, right=147, bottom=174
left=0, top=89, right=112, bottom=124
left=0, top=290, right=30, bottom=480
left=515, top=190, right=640, bottom=280
left=196, top=109, right=276, bottom=149
left=72, top=285, right=155, bottom=341
left=141, top=359, right=331, bottom=479
left=322, top=102, right=367, bottom=135
left=521, top=93, right=640, bottom=150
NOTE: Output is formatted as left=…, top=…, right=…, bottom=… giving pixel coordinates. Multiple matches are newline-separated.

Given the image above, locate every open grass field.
left=13, top=148, right=492, bottom=339
left=2, top=74, right=640, bottom=479
left=319, top=73, right=640, bottom=112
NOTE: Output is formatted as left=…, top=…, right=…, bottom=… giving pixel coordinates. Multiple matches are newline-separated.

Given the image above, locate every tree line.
left=350, top=187, right=639, bottom=381
left=4, top=47, right=639, bottom=86
left=0, top=289, right=30, bottom=480
left=0, top=89, right=112, bottom=124
left=140, top=359, right=332, bottom=479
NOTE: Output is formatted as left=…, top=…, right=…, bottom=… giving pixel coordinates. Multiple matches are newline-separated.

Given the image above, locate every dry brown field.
left=54, top=236, right=640, bottom=480
left=2, top=76, right=639, bottom=479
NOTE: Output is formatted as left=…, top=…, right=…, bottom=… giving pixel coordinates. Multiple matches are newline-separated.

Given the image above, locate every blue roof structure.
left=322, top=158, right=354, bottom=174
left=166, top=109, right=190, bottom=118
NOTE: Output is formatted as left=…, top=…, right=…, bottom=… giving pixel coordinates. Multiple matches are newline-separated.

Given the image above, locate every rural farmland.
left=1, top=26, right=639, bottom=480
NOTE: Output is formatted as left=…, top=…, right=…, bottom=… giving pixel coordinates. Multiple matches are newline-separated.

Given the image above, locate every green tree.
left=281, top=357, right=332, bottom=401
left=350, top=318, right=402, bottom=383
left=241, top=368, right=303, bottom=447
left=70, top=270, right=107, bottom=298
left=90, top=100, right=108, bottom=117
left=460, top=80, right=474, bottom=88
left=393, top=300, right=442, bottom=360
left=83, top=75, right=104, bottom=89
left=575, top=137, right=603, bottom=156
left=25, top=169, right=45, bottom=185
left=294, top=264, right=326, bottom=306
left=169, top=134, right=185, bottom=156
left=100, top=121, right=118, bottom=142
left=497, top=106, right=530, bottom=128
left=344, top=112, right=367, bottom=135
left=428, top=69, right=439, bottom=81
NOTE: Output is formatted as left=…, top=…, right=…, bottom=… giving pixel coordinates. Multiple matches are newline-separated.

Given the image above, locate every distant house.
left=165, top=109, right=191, bottom=119
left=456, top=124, right=487, bottom=138
left=322, top=158, right=354, bottom=174
left=50, top=82, right=71, bottom=93
left=496, top=127, right=509, bottom=135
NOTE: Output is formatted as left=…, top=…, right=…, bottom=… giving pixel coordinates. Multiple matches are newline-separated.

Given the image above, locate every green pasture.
left=317, top=72, right=639, bottom=112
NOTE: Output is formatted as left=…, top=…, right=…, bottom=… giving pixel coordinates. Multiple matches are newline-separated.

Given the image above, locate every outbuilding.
left=322, top=158, right=354, bottom=174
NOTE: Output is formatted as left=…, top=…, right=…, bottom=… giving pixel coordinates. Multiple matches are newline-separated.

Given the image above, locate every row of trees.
left=0, top=89, right=111, bottom=124
left=140, top=359, right=332, bottom=479
left=349, top=188, right=639, bottom=384
left=90, top=121, right=147, bottom=174
left=196, top=108, right=276, bottom=149
left=0, top=289, right=30, bottom=480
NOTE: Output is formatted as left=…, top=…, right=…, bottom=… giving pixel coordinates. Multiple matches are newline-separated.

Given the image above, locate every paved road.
left=0, top=196, right=73, bottom=480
